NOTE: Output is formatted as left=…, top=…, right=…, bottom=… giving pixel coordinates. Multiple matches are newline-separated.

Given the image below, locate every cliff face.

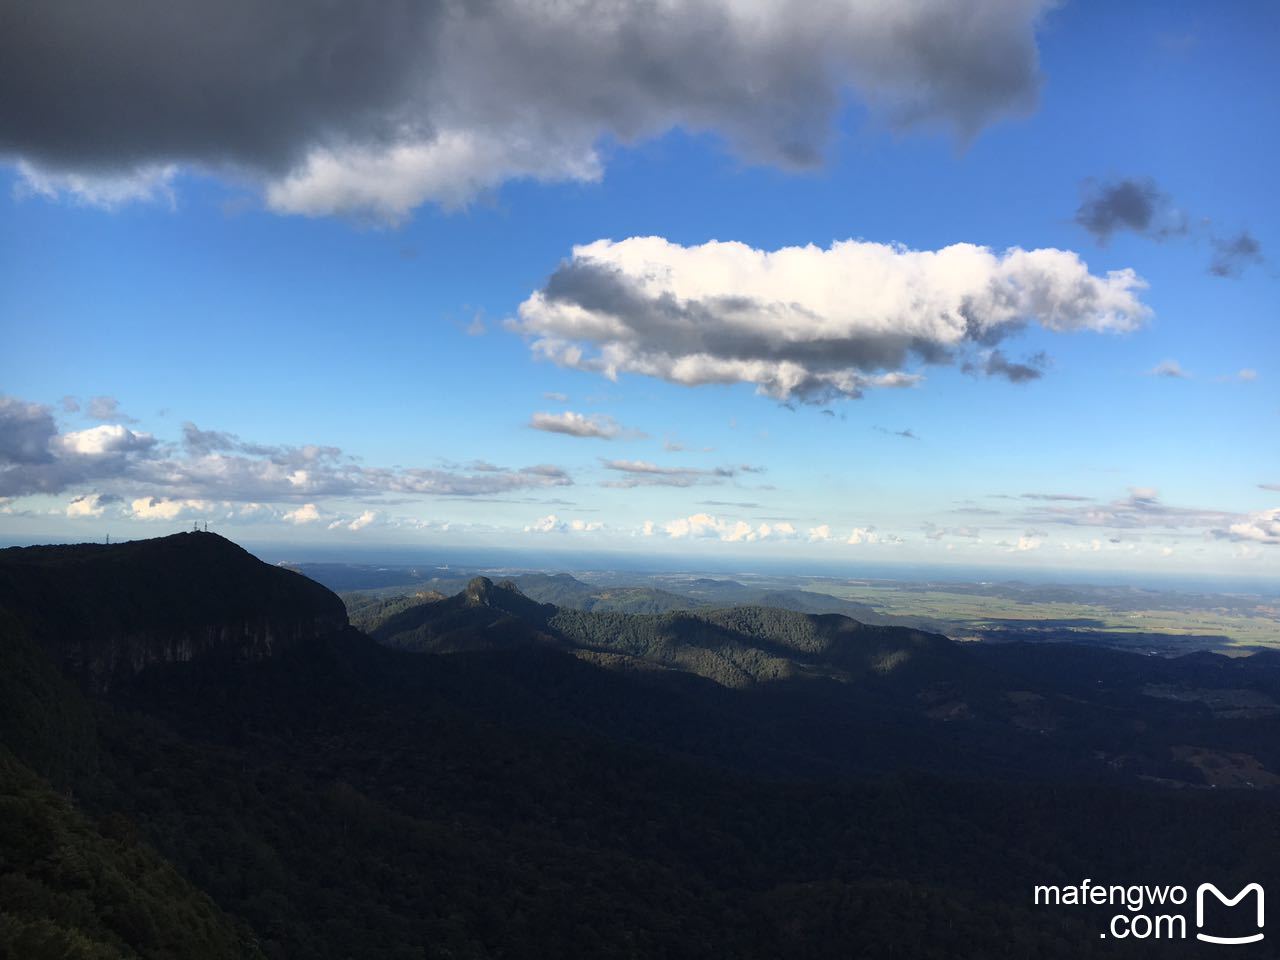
left=0, top=532, right=347, bottom=692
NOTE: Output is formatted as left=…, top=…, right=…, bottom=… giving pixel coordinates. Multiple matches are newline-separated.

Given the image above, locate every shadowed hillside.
left=2, top=534, right=1279, bottom=958
left=0, top=533, right=346, bottom=692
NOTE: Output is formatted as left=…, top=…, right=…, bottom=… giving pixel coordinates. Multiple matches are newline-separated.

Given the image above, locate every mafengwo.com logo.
left=1034, top=879, right=1264, bottom=944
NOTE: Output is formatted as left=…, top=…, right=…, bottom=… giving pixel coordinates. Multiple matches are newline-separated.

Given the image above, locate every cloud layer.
left=4, top=0, right=1052, bottom=220
left=0, top=396, right=571, bottom=502
left=516, top=236, right=1149, bottom=402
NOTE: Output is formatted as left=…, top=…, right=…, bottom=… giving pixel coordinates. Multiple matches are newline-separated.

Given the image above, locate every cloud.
left=15, top=161, right=178, bottom=211
left=658, top=513, right=794, bottom=542
left=600, top=458, right=760, bottom=488
left=1230, top=368, right=1258, bottom=383
left=60, top=396, right=80, bottom=413
left=1212, top=508, right=1280, bottom=546
left=1260, top=483, right=1280, bottom=493
left=962, top=349, right=1047, bottom=383
left=875, top=426, right=918, bottom=440
left=2, top=1, right=1052, bottom=221
left=529, top=410, right=634, bottom=440
left=1075, top=177, right=1186, bottom=243
left=86, top=396, right=137, bottom=422
left=0, top=396, right=59, bottom=465
left=808, top=524, right=834, bottom=542
left=58, top=424, right=155, bottom=457
left=0, top=398, right=162, bottom=497
left=0, top=395, right=573, bottom=502
left=543, top=392, right=569, bottom=403
left=283, top=503, right=322, bottom=525
left=129, top=497, right=213, bottom=521
left=327, top=509, right=378, bottom=532
left=923, top=522, right=979, bottom=540
left=845, top=526, right=902, bottom=545
left=1017, top=492, right=1092, bottom=502
left=1209, top=230, right=1264, bottom=278
left=1148, top=359, right=1189, bottom=379
left=516, top=236, right=1147, bottom=403
left=66, top=493, right=110, bottom=518
left=1014, top=534, right=1042, bottom=551
left=348, top=510, right=378, bottom=532
left=525, top=513, right=604, bottom=534
left=1026, top=487, right=1237, bottom=533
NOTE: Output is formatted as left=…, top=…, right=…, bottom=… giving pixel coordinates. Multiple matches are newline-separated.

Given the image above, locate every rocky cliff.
left=0, top=532, right=346, bottom=692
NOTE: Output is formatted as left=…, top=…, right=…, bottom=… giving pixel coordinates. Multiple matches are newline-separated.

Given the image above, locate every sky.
left=1, top=0, right=1277, bottom=578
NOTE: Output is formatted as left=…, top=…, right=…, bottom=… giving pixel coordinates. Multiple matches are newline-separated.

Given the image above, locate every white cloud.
left=130, top=497, right=212, bottom=521
left=328, top=509, right=379, bottom=532
left=808, top=524, right=834, bottom=542
left=516, top=236, right=1148, bottom=402
left=66, top=493, right=108, bottom=518
left=265, top=130, right=603, bottom=222
left=660, top=513, right=794, bottom=542
left=57, top=424, right=155, bottom=456
left=283, top=503, right=322, bottom=525
left=15, top=161, right=178, bottom=211
left=348, top=510, right=377, bottom=532
left=847, top=527, right=878, bottom=545
left=524, top=513, right=604, bottom=534
left=530, top=410, right=628, bottom=440
left=1216, top=508, right=1280, bottom=545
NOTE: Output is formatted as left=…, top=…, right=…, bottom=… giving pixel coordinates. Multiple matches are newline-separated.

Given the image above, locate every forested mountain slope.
left=2, top=535, right=1278, bottom=958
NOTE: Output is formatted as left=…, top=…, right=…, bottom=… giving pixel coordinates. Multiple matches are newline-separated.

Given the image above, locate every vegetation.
left=3, top=535, right=1280, bottom=957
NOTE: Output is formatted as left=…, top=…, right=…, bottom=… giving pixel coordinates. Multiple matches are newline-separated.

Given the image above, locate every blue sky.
left=1, top=0, right=1276, bottom=577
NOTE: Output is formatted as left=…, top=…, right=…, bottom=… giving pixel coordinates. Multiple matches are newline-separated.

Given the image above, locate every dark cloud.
left=1074, top=178, right=1262, bottom=279
left=1075, top=177, right=1186, bottom=243
left=0, top=396, right=58, bottom=465
left=1209, top=230, right=1263, bottom=278
left=962, top=349, right=1046, bottom=383
left=2, top=1, right=1051, bottom=219
left=0, top=1, right=438, bottom=176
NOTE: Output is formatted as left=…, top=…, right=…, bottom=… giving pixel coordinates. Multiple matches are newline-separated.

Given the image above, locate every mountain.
left=3, top=534, right=1280, bottom=958
left=0, top=533, right=346, bottom=692
left=365, top=576, right=559, bottom=652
